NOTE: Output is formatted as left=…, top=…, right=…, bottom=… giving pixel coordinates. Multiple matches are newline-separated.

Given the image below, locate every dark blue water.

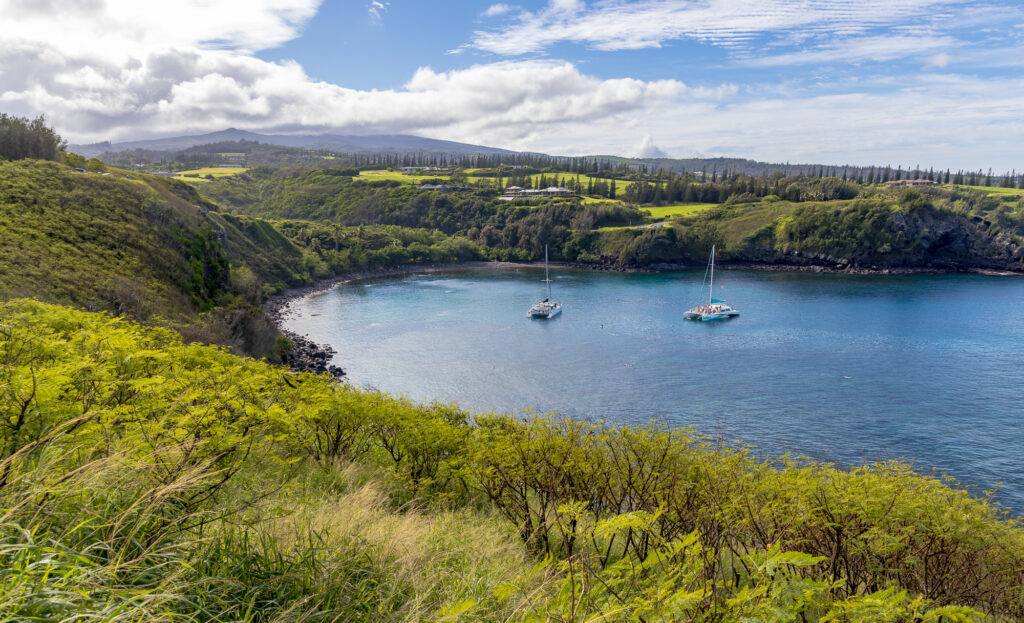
left=283, top=267, right=1024, bottom=512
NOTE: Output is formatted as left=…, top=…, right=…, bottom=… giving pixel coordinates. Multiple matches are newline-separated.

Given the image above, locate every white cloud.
left=0, top=0, right=321, bottom=56
left=629, top=135, right=667, bottom=158
left=925, top=52, right=952, bottom=69
left=511, top=73, right=1024, bottom=170
left=0, top=40, right=689, bottom=143
left=483, top=3, right=517, bottom=17
left=0, top=0, right=692, bottom=144
left=2, top=0, right=1023, bottom=170
left=744, top=35, right=960, bottom=67
left=469, top=0, right=959, bottom=55
left=367, top=1, right=389, bottom=24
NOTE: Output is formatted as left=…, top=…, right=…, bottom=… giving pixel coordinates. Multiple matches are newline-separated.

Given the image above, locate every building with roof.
left=501, top=186, right=573, bottom=199
left=881, top=179, right=936, bottom=187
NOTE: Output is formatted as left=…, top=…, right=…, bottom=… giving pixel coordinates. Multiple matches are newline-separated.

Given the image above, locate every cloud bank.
left=0, top=0, right=687, bottom=143
left=468, top=0, right=958, bottom=55
left=2, top=0, right=1023, bottom=169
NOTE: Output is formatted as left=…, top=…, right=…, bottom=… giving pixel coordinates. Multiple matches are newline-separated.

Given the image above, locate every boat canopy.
left=711, top=298, right=725, bottom=304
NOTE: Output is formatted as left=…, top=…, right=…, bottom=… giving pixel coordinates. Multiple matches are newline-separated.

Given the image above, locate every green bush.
left=1, top=300, right=1020, bottom=621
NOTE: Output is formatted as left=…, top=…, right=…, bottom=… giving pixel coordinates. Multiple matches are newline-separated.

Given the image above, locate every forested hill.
left=4, top=117, right=1024, bottom=621
left=197, top=166, right=1024, bottom=272
left=0, top=158, right=490, bottom=358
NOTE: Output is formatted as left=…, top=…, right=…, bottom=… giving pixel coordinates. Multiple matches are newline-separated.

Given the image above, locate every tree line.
left=0, top=114, right=66, bottom=161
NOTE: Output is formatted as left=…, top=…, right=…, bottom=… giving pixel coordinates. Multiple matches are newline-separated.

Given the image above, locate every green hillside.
left=0, top=159, right=504, bottom=357
left=2, top=119, right=1024, bottom=621
left=195, top=166, right=1024, bottom=271
left=1, top=299, right=1020, bottom=621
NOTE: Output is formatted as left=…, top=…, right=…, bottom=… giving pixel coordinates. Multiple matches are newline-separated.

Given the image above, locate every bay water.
left=283, top=266, right=1024, bottom=511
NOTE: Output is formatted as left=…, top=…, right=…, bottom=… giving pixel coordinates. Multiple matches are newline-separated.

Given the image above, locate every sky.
left=1, top=0, right=1023, bottom=170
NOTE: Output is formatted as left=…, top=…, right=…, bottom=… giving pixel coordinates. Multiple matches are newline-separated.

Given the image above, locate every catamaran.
left=528, top=245, right=562, bottom=319
left=684, top=244, right=739, bottom=321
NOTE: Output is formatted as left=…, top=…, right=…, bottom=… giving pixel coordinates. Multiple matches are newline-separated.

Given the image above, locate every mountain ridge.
left=70, top=128, right=521, bottom=158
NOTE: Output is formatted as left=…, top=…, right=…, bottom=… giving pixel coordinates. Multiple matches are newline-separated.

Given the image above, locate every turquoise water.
left=283, top=266, right=1024, bottom=512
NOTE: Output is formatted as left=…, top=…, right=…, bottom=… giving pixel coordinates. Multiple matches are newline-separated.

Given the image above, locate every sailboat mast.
left=544, top=245, right=551, bottom=299
left=708, top=245, right=715, bottom=305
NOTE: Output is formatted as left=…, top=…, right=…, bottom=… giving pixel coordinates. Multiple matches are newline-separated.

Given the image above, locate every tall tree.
left=0, top=114, right=66, bottom=161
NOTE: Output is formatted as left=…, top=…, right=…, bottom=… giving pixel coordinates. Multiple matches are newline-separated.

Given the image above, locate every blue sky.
left=2, top=0, right=1024, bottom=170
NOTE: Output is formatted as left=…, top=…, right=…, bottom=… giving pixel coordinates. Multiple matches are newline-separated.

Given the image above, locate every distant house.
left=419, top=184, right=472, bottom=192
left=882, top=179, right=936, bottom=187
left=501, top=186, right=573, bottom=198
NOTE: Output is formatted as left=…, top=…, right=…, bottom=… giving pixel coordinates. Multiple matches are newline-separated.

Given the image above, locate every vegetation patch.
left=960, top=184, right=1024, bottom=198
left=0, top=299, right=1020, bottom=621
left=175, top=166, right=249, bottom=181
left=643, top=202, right=719, bottom=219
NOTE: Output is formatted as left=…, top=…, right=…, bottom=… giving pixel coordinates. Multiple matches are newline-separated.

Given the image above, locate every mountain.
left=70, top=129, right=520, bottom=158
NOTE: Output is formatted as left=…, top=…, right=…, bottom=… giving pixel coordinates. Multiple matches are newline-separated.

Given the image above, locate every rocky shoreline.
left=264, top=262, right=503, bottom=379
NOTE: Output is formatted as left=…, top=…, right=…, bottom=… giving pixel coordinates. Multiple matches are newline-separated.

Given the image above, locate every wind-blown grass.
left=1, top=298, right=1020, bottom=621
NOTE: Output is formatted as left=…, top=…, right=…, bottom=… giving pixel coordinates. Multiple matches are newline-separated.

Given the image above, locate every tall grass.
left=1, top=299, right=1021, bottom=621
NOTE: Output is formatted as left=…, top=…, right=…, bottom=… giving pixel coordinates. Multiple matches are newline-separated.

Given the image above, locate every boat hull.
left=528, top=303, right=562, bottom=319
left=699, top=311, right=738, bottom=321
left=685, top=306, right=739, bottom=321
left=532, top=309, right=565, bottom=319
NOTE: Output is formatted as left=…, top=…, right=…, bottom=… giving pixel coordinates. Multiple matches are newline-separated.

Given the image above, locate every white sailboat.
left=684, top=244, right=739, bottom=321
left=527, top=245, right=562, bottom=319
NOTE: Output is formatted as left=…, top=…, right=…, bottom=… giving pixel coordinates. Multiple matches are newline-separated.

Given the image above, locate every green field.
left=960, top=184, right=1024, bottom=198
left=500, top=172, right=642, bottom=195
left=642, top=203, right=718, bottom=219
left=358, top=169, right=439, bottom=184
left=359, top=169, right=644, bottom=194
left=175, top=166, right=249, bottom=182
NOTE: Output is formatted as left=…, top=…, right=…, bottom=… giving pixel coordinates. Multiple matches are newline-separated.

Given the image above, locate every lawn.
left=356, top=169, right=708, bottom=202
left=358, top=169, right=440, bottom=184
left=642, top=203, right=719, bottom=219
left=174, top=167, right=249, bottom=182
left=580, top=196, right=625, bottom=205
left=959, top=184, right=1024, bottom=198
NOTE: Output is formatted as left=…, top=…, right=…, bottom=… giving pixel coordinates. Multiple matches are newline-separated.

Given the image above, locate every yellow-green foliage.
left=0, top=159, right=218, bottom=319
left=1, top=299, right=1021, bottom=621
left=960, top=184, right=1024, bottom=198
left=643, top=203, right=719, bottom=220
left=0, top=299, right=541, bottom=621
left=358, top=169, right=440, bottom=184
left=175, top=166, right=249, bottom=182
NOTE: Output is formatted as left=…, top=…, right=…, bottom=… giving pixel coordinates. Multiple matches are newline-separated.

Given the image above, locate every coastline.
left=265, top=258, right=1022, bottom=377
left=266, top=261, right=520, bottom=378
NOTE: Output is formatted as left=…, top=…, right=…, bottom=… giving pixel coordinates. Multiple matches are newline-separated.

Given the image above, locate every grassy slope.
left=0, top=159, right=217, bottom=320
left=174, top=166, right=249, bottom=182
left=642, top=203, right=719, bottom=219
left=359, top=168, right=653, bottom=197
left=196, top=167, right=1024, bottom=271
left=0, top=159, right=331, bottom=319
left=590, top=190, right=1024, bottom=269
left=959, top=184, right=1024, bottom=198
left=1, top=299, right=1021, bottom=621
